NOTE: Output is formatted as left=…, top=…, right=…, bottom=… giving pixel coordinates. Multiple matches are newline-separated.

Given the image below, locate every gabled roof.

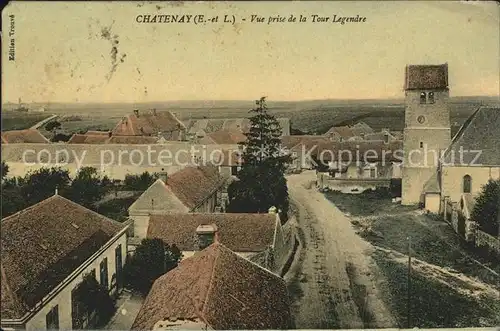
left=442, top=107, right=500, bottom=166
left=350, top=122, right=374, bottom=136
left=67, top=133, right=109, bottom=144
left=1, top=195, right=125, bottom=319
left=200, top=130, right=247, bottom=145
left=130, top=165, right=226, bottom=212
left=112, top=110, right=186, bottom=137
left=404, top=64, right=448, bottom=90
left=147, top=213, right=277, bottom=252
left=281, top=135, right=320, bottom=149
left=325, top=125, right=355, bottom=139
left=131, top=243, right=293, bottom=330
left=167, top=165, right=226, bottom=209
left=1, top=129, right=50, bottom=144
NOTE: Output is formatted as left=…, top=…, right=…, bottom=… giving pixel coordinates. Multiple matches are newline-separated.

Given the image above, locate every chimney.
left=268, top=206, right=277, bottom=214
left=55, top=187, right=59, bottom=195
left=196, top=224, right=218, bottom=250
left=134, top=109, right=139, bottom=117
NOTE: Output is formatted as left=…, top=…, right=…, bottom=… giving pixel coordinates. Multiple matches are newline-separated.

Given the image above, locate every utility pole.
left=407, top=236, right=412, bottom=328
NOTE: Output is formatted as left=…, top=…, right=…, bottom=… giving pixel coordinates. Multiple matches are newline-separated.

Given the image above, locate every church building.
left=401, top=63, right=500, bottom=213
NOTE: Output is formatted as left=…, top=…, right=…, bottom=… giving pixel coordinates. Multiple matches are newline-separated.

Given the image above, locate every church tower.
left=401, top=64, right=451, bottom=205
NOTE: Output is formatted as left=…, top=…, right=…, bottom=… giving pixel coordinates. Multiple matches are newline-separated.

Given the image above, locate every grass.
left=1, top=112, right=52, bottom=131
left=373, top=250, right=500, bottom=328
left=325, top=190, right=500, bottom=327
left=324, top=188, right=415, bottom=217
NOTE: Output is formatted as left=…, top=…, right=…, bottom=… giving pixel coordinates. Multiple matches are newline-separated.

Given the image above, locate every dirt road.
left=286, top=171, right=396, bottom=329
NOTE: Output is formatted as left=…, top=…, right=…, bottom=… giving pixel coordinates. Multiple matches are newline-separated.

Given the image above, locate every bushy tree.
left=123, top=171, right=160, bottom=191
left=45, top=120, right=62, bottom=132
left=471, top=179, right=500, bottom=236
left=227, top=97, right=290, bottom=218
left=123, top=238, right=182, bottom=295
left=73, top=273, right=115, bottom=327
left=20, top=167, right=71, bottom=206
left=68, top=167, right=109, bottom=208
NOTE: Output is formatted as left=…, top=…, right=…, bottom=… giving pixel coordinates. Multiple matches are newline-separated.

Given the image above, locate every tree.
left=1, top=161, right=8, bottom=180
left=45, top=120, right=62, bottom=133
left=123, top=238, right=182, bottom=295
left=227, top=97, right=290, bottom=218
left=123, top=171, right=159, bottom=191
left=471, top=179, right=500, bottom=237
left=72, top=273, right=115, bottom=327
left=20, top=167, right=71, bottom=206
left=68, top=167, right=109, bottom=208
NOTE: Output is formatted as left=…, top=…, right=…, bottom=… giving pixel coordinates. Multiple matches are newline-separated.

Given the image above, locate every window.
left=90, top=268, right=96, bottom=280
left=231, top=166, right=238, bottom=176
left=46, top=305, right=59, bottom=329
left=419, top=142, right=424, bottom=148
left=420, top=92, right=426, bottom=104
left=463, top=175, right=472, bottom=193
left=370, top=168, right=376, bottom=178
left=428, top=91, right=435, bottom=104
left=100, top=258, right=109, bottom=289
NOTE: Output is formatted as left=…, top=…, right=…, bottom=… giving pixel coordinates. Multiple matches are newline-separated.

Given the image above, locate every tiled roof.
left=112, top=110, right=186, bottom=138
left=201, top=130, right=247, bottom=145
left=290, top=137, right=330, bottom=153
left=131, top=243, right=293, bottom=330
left=315, top=140, right=403, bottom=162
left=404, top=64, right=448, bottom=90
left=442, top=107, right=500, bottom=166
left=184, top=118, right=290, bottom=137
left=1, top=195, right=125, bottom=319
left=364, top=132, right=395, bottom=141
left=350, top=122, right=374, bottom=136
left=67, top=133, right=109, bottom=144
left=147, top=213, right=277, bottom=252
left=167, top=165, right=226, bottom=209
left=1, top=129, right=50, bottom=144
left=325, top=126, right=355, bottom=138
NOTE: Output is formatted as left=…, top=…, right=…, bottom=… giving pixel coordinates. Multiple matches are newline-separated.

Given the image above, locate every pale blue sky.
left=2, top=1, right=499, bottom=103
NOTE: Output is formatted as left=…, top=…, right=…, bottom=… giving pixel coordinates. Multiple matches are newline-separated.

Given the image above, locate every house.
left=112, top=109, right=187, bottom=141
left=198, top=130, right=247, bottom=145
left=324, top=122, right=375, bottom=142
left=146, top=211, right=289, bottom=272
left=1, top=195, right=128, bottom=330
left=131, top=243, right=294, bottom=330
left=287, top=136, right=330, bottom=170
left=214, top=149, right=243, bottom=178
left=128, top=165, right=228, bottom=239
left=1, top=129, right=50, bottom=144
left=315, top=140, right=403, bottom=193
left=184, top=117, right=291, bottom=138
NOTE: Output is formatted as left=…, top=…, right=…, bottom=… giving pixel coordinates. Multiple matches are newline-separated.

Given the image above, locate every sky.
left=2, top=1, right=499, bottom=103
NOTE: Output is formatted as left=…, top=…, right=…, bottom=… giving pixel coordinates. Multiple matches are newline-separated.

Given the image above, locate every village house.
left=146, top=210, right=289, bottom=272
left=128, top=165, right=228, bottom=241
left=112, top=109, right=187, bottom=141
left=1, top=129, right=50, bottom=144
left=131, top=242, right=294, bottom=331
left=214, top=149, right=243, bottom=178
left=1, top=195, right=128, bottom=331
left=315, top=140, right=403, bottom=193
left=198, top=130, right=247, bottom=146
left=324, top=121, right=375, bottom=142
left=67, top=132, right=162, bottom=145
left=286, top=136, right=331, bottom=170
left=184, top=117, right=291, bottom=138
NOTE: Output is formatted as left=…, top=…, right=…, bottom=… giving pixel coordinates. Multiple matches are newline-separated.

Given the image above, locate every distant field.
left=1, top=112, right=52, bottom=131
left=2, top=97, right=497, bottom=135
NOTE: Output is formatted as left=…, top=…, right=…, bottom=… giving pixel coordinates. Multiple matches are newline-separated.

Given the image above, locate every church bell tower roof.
left=404, top=63, right=449, bottom=90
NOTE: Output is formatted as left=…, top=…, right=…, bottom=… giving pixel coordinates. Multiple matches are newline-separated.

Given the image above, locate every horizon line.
left=3, top=94, right=499, bottom=105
